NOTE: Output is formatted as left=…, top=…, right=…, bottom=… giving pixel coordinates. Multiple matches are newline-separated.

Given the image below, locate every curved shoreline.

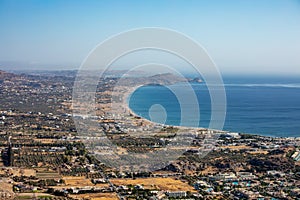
left=123, top=86, right=211, bottom=130
left=124, top=86, right=300, bottom=139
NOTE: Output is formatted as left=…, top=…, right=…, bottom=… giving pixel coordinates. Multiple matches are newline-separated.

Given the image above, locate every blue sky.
left=0, top=0, right=300, bottom=75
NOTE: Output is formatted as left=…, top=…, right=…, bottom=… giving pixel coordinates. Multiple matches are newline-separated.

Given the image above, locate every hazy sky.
left=0, top=0, right=300, bottom=75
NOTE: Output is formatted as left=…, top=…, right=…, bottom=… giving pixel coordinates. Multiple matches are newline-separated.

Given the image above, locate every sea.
left=128, top=76, right=300, bottom=137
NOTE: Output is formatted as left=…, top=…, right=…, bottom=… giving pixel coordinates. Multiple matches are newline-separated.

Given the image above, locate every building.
left=166, top=191, right=187, bottom=198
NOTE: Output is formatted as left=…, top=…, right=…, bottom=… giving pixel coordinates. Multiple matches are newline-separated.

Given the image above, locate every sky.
left=0, top=0, right=300, bottom=75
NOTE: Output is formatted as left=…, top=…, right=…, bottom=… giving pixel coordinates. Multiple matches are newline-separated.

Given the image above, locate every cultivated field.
left=69, top=192, right=119, bottom=200
left=36, top=172, right=61, bottom=180
left=10, top=168, right=36, bottom=177
left=248, top=150, right=269, bottom=155
left=15, top=193, right=54, bottom=199
left=63, top=176, right=94, bottom=186
left=110, top=177, right=196, bottom=192
left=221, top=145, right=250, bottom=150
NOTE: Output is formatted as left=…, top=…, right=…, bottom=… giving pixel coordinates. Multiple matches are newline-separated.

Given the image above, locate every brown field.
left=16, top=193, right=54, bottom=198
left=62, top=176, right=109, bottom=188
left=200, top=166, right=218, bottom=175
left=63, top=176, right=94, bottom=186
left=0, top=179, right=14, bottom=192
left=0, top=168, right=6, bottom=176
left=221, top=145, right=250, bottom=150
left=33, top=138, right=56, bottom=144
left=248, top=150, right=269, bottom=155
left=110, top=177, right=195, bottom=192
left=52, top=183, right=109, bottom=190
left=36, top=172, right=61, bottom=179
left=70, top=192, right=119, bottom=200
left=10, top=168, right=36, bottom=177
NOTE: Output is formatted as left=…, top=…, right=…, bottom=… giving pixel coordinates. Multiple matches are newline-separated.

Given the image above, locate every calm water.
left=129, top=76, right=300, bottom=137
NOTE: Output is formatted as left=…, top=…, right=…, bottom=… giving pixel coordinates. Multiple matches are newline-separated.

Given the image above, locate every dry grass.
left=33, top=138, right=55, bottom=144
left=0, top=180, right=13, bottom=192
left=1, top=168, right=37, bottom=177
left=16, top=193, right=54, bottom=197
left=248, top=150, right=268, bottom=155
left=110, top=177, right=195, bottom=192
left=10, top=168, right=36, bottom=177
left=200, top=166, right=218, bottom=175
left=0, top=168, right=6, bottom=176
left=61, top=176, right=109, bottom=188
left=221, top=145, right=250, bottom=150
left=63, top=176, right=94, bottom=186
left=69, top=193, right=119, bottom=200
left=0, top=179, right=15, bottom=199
left=36, top=172, right=61, bottom=179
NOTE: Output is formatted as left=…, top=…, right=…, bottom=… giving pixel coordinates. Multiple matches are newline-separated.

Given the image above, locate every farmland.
left=62, top=176, right=109, bottom=188
left=110, top=177, right=196, bottom=192
left=69, top=192, right=119, bottom=200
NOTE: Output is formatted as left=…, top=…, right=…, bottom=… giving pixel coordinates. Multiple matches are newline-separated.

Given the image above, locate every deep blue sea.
left=128, top=76, right=300, bottom=137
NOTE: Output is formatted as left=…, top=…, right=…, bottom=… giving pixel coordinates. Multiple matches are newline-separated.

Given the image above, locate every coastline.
left=123, top=86, right=222, bottom=132
left=125, top=86, right=300, bottom=139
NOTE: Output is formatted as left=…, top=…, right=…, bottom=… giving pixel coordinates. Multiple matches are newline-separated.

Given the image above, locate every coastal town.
left=0, top=70, right=299, bottom=200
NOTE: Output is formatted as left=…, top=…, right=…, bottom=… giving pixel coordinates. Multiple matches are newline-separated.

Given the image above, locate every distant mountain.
left=114, top=72, right=187, bottom=87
